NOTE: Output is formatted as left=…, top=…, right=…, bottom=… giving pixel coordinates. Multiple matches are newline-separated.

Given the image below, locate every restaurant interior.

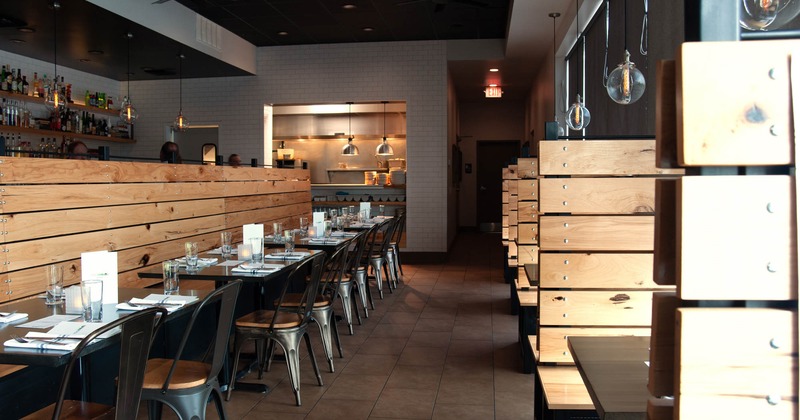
left=0, top=0, right=796, bottom=419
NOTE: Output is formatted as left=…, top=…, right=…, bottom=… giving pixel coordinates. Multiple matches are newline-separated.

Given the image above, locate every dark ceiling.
left=0, top=0, right=510, bottom=82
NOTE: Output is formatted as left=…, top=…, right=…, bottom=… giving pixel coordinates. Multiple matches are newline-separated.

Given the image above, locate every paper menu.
left=81, top=250, right=118, bottom=304
left=243, top=223, right=264, bottom=241
left=359, top=202, right=371, bottom=216
left=312, top=212, right=325, bottom=224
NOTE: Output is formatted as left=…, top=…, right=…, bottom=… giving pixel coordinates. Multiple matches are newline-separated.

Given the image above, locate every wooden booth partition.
left=0, top=157, right=311, bottom=301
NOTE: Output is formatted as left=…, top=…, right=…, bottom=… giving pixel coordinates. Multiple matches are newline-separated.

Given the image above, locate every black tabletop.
left=0, top=288, right=210, bottom=367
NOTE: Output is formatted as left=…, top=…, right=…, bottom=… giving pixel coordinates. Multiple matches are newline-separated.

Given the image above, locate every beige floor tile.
left=370, top=387, right=437, bottom=419
left=306, top=399, right=376, bottom=420
left=385, top=364, right=443, bottom=390
left=431, top=403, right=495, bottom=420
left=397, top=345, right=448, bottom=367
left=493, top=390, right=535, bottom=419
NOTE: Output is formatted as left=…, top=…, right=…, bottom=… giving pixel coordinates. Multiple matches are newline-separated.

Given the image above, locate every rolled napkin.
left=231, top=262, right=284, bottom=274
left=174, top=257, right=218, bottom=267
left=0, top=312, right=28, bottom=323
left=264, top=251, right=311, bottom=260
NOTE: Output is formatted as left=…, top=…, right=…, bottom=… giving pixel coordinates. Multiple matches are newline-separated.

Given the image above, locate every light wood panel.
left=538, top=327, right=651, bottom=364
left=517, top=179, right=538, bottom=201
left=516, top=245, right=539, bottom=266
left=516, top=222, right=538, bottom=245
left=676, top=41, right=795, bottom=166
left=539, top=290, right=655, bottom=326
left=536, top=366, right=594, bottom=410
left=517, top=201, right=538, bottom=223
left=676, top=308, right=798, bottom=419
left=539, top=216, right=654, bottom=251
left=538, top=140, right=684, bottom=176
left=539, top=177, right=657, bottom=214
left=539, top=253, right=662, bottom=289
left=517, top=158, right=538, bottom=179
left=677, top=175, right=797, bottom=300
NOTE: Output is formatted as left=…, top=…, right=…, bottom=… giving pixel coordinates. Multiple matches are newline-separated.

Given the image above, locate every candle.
left=308, top=226, right=317, bottom=238
left=237, top=244, right=252, bottom=261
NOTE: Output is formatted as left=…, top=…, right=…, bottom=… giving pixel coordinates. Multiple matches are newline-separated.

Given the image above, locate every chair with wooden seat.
left=278, top=243, right=349, bottom=372
left=226, top=253, right=325, bottom=406
left=140, top=280, right=242, bottom=420
left=337, top=229, right=369, bottom=334
left=386, top=209, right=406, bottom=280
left=23, top=306, right=167, bottom=420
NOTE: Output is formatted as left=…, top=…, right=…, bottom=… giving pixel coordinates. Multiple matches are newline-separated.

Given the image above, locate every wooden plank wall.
left=0, top=157, right=311, bottom=301
left=536, top=140, right=680, bottom=365
left=648, top=40, right=798, bottom=419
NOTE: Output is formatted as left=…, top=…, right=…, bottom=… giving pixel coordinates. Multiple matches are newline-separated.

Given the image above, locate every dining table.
left=567, top=335, right=652, bottom=420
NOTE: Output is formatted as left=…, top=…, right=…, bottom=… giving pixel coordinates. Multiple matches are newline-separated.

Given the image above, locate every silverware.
left=0, top=310, right=18, bottom=317
left=10, top=334, right=69, bottom=346
left=125, top=299, right=181, bottom=308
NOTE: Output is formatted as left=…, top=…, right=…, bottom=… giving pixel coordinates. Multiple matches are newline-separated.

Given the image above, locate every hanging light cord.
left=178, top=55, right=183, bottom=113
left=348, top=102, right=352, bottom=140
left=551, top=13, right=559, bottom=121
left=640, top=0, right=648, bottom=55
left=126, top=34, right=131, bottom=99
left=383, top=102, right=387, bottom=140
left=53, top=2, right=58, bottom=82
left=576, top=0, right=581, bottom=102
left=602, top=0, right=610, bottom=87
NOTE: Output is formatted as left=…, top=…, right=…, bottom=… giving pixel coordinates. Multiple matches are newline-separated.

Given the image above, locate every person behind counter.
left=228, top=153, right=242, bottom=168
left=67, top=140, right=90, bottom=160
left=160, top=141, right=182, bottom=163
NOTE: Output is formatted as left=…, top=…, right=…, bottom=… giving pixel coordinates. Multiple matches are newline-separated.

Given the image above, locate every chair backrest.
left=160, top=280, right=242, bottom=392
left=51, top=306, right=168, bottom=420
left=358, top=222, right=384, bottom=268
left=318, top=242, right=350, bottom=300
left=374, top=218, right=397, bottom=256
left=390, top=210, right=405, bottom=245
left=272, top=252, right=326, bottom=325
left=344, top=229, right=369, bottom=276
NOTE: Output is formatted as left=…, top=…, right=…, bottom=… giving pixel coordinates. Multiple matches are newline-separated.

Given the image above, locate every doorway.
left=476, top=140, right=520, bottom=232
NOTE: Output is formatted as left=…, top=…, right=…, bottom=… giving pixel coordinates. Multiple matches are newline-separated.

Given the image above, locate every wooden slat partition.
left=0, top=157, right=311, bottom=300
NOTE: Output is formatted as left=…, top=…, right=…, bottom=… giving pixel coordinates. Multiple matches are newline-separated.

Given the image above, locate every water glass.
left=283, top=229, right=296, bottom=253
left=220, top=231, right=233, bottom=258
left=348, top=205, right=356, bottom=218
left=323, top=220, right=332, bottom=238
left=184, top=241, right=199, bottom=270
left=249, top=237, right=264, bottom=262
left=379, top=205, right=385, bottom=216
left=162, top=260, right=179, bottom=295
left=272, top=222, right=283, bottom=241
left=328, top=208, right=337, bottom=220
left=45, top=264, right=63, bottom=305
left=299, top=217, right=309, bottom=236
left=80, top=279, right=104, bottom=322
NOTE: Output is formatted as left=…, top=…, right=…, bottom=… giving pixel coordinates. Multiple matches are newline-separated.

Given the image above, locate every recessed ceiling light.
left=88, top=49, right=104, bottom=55
left=9, top=39, right=25, bottom=44
left=489, top=83, right=497, bottom=87
left=17, top=27, right=35, bottom=33
left=489, top=68, right=499, bottom=72
left=80, top=58, right=91, bottom=63
left=277, top=31, right=289, bottom=36
left=362, top=27, right=374, bottom=32
left=342, top=4, right=356, bottom=9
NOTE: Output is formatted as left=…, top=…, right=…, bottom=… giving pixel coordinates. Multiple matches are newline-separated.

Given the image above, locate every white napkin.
left=331, top=231, right=358, bottom=237
left=207, top=247, right=238, bottom=255
left=308, top=238, right=343, bottom=244
left=231, top=262, right=284, bottom=274
left=174, top=257, right=218, bottom=267
left=116, top=298, right=186, bottom=313
left=3, top=337, right=78, bottom=351
left=264, top=251, right=310, bottom=260
left=0, top=313, right=28, bottom=323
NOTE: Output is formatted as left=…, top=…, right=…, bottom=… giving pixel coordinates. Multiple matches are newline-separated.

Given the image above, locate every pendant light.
left=172, top=54, right=189, bottom=132
left=549, top=12, right=560, bottom=124
left=120, top=32, right=138, bottom=124
left=341, top=102, right=359, bottom=156
left=566, top=0, right=590, bottom=131
left=46, top=1, right=64, bottom=109
left=375, top=101, right=394, bottom=156
left=605, top=0, right=646, bottom=105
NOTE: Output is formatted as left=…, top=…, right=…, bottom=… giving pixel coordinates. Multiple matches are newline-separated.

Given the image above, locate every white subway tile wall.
left=0, top=40, right=449, bottom=253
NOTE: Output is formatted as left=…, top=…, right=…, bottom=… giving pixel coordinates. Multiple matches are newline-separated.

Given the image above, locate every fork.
left=126, top=299, right=181, bottom=308
left=11, top=334, right=69, bottom=346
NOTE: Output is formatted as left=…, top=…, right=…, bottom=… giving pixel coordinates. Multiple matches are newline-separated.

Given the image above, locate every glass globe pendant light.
left=566, top=0, right=590, bottom=131
left=120, top=32, right=138, bottom=124
left=341, top=102, right=359, bottom=156
left=375, top=101, right=394, bottom=156
left=173, top=54, right=189, bottom=132
left=605, top=0, right=645, bottom=105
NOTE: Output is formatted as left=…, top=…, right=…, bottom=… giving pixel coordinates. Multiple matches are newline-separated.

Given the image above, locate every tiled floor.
left=143, top=231, right=535, bottom=419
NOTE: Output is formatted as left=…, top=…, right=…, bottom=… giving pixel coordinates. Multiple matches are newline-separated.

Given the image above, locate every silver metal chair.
left=226, top=253, right=326, bottom=406
left=386, top=209, right=406, bottom=281
left=337, top=229, right=369, bottom=334
left=368, top=218, right=398, bottom=298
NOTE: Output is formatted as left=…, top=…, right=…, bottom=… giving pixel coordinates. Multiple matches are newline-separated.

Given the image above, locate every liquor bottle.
left=21, top=75, right=28, bottom=96
left=15, top=69, right=22, bottom=94
left=32, top=72, right=39, bottom=97
left=65, top=83, right=71, bottom=103
left=7, top=69, right=14, bottom=92
left=84, top=90, right=90, bottom=107
left=37, top=138, right=45, bottom=158
left=1, top=66, right=7, bottom=92
left=42, top=74, right=50, bottom=98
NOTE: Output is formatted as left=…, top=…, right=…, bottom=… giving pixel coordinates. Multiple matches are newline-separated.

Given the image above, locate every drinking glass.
left=272, top=222, right=283, bottom=242
left=184, top=241, right=199, bottom=270
left=323, top=220, right=332, bottom=238
left=299, top=217, right=309, bottom=237
left=162, top=260, right=179, bottom=295
left=249, top=237, right=264, bottom=262
left=45, top=264, right=63, bottom=305
left=328, top=208, right=337, bottom=220
left=220, top=231, right=233, bottom=258
left=379, top=205, right=385, bottom=216
left=348, top=206, right=356, bottom=220
left=80, top=279, right=104, bottom=322
left=283, top=229, right=296, bottom=253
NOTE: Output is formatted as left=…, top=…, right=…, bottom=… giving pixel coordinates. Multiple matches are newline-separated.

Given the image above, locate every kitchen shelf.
left=314, top=201, right=406, bottom=206
left=327, top=167, right=390, bottom=172
left=274, top=133, right=406, bottom=141
left=0, top=90, right=121, bottom=117
left=0, top=125, right=135, bottom=144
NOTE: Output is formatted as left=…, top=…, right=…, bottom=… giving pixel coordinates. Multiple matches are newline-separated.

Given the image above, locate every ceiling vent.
left=196, top=15, right=222, bottom=51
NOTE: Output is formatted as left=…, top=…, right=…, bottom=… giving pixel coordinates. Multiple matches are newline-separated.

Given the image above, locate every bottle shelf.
left=0, top=125, right=135, bottom=144
left=0, top=90, right=120, bottom=117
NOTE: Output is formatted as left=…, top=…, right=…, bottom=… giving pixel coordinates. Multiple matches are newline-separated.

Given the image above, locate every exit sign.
left=485, top=86, right=502, bottom=98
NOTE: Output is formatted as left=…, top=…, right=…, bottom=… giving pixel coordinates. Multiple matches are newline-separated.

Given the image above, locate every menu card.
left=81, top=250, right=118, bottom=304
left=243, top=223, right=264, bottom=241
left=360, top=202, right=371, bottom=216
left=312, top=212, right=326, bottom=238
